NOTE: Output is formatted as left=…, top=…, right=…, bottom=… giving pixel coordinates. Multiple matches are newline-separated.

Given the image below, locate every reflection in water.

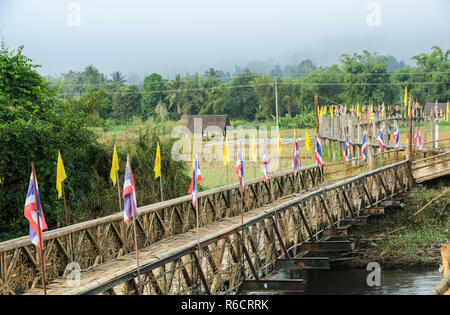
left=254, top=269, right=442, bottom=295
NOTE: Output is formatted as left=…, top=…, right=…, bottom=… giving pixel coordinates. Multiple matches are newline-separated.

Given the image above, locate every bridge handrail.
left=0, top=163, right=319, bottom=252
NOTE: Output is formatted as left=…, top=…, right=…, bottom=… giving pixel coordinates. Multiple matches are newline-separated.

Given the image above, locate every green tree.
left=141, top=73, right=165, bottom=120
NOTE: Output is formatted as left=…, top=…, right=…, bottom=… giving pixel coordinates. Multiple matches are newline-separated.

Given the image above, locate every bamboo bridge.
left=1, top=114, right=449, bottom=295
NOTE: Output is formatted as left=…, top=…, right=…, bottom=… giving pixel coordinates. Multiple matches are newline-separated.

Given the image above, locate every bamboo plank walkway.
left=26, top=195, right=299, bottom=295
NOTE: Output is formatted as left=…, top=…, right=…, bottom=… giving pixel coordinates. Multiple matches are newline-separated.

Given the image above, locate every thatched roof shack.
left=182, top=115, right=231, bottom=138
left=424, top=102, right=448, bottom=117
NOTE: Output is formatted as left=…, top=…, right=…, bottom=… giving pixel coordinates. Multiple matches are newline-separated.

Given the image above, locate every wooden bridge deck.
left=26, top=196, right=299, bottom=295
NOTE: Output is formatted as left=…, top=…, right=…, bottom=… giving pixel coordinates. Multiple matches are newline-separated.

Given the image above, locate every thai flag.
left=394, top=123, right=400, bottom=149
left=262, top=142, right=269, bottom=182
left=292, top=134, right=299, bottom=175
left=235, top=149, right=244, bottom=192
left=434, top=100, right=439, bottom=119
left=123, top=159, right=137, bottom=224
left=415, top=128, right=422, bottom=151
left=343, top=134, right=351, bottom=161
left=188, top=152, right=201, bottom=207
left=315, top=134, right=323, bottom=169
left=351, top=105, right=354, bottom=117
left=377, top=129, right=384, bottom=152
left=361, top=128, right=367, bottom=161
left=339, top=105, right=344, bottom=116
left=334, top=106, right=338, bottom=117
left=412, top=102, right=415, bottom=118
left=24, top=173, right=48, bottom=248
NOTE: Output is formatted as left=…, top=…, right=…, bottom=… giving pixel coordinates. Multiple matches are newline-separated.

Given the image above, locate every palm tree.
left=110, top=71, right=126, bottom=86
left=166, top=74, right=185, bottom=115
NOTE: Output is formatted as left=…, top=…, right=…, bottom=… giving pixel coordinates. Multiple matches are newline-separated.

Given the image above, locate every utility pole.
left=275, top=76, right=279, bottom=129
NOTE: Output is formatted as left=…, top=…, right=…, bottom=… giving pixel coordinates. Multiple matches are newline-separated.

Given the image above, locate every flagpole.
left=31, top=162, right=47, bottom=295
left=239, top=144, right=245, bottom=279
left=127, top=155, right=142, bottom=295
left=116, top=170, right=122, bottom=212
left=159, top=174, right=164, bottom=202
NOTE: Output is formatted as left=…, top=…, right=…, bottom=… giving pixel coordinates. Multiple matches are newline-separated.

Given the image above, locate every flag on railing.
left=343, top=134, right=351, bottom=161
left=24, top=172, right=48, bottom=248
left=262, top=141, right=269, bottom=182
left=412, top=102, right=415, bottom=119
left=377, top=129, right=384, bottom=152
left=447, top=101, right=449, bottom=121
left=277, top=130, right=282, bottom=157
left=361, top=128, right=367, bottom=161
left=351, top=105, right=355, bottom=117
left=339, top=105, right=344, bottom=116
left=344, top=104, right=347, bottom=116
left=357, top=103, right=360, bottom=117
left=292, top=130, right=299, bottom=175
left=305, top=129, right=310, bottom=151
left=381, top=103, right=385, bottom=119
left=251, top=135, right=257, bottom=162
left=314, top=134, right=323, bottom=169
left=330, top=105, right=334, bottom=118
left=235, top=149, right=244, bottom=192
left=56, top=150, right=67, bottom=199
left=191, top=143, right=201, bottom=182
left=110, top=145, right=119, bottom=186
left=123, top=158, right=137, bottom=224
left=434, top=100, right=439, bottom=120
left=394, top=123, right=400, bottom=149
left=223, top=135, right=230, bottom=166
left=415, top=128, right=422, bottom=151
left=404, top=86, right=408, bottom=110
left=188, top=150, right=201, bottom=207
left=154, top=143, right=161, bottom=179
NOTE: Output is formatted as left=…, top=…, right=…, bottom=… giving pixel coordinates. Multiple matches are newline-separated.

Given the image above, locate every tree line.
left=48, top=46, right=449, bottom=124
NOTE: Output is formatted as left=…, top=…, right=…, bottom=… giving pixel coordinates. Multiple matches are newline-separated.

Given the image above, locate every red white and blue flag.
left=361, top=128, right=367, bottom=161
left=292, top=133, right=299, bottom=175
left=123, top=158, right=137, bottom=224
left=188, top=152, right=201, bottom=207
left=351, top=105, right=355, bottom=117
left=339, top=105, right=344, bottom=116
left=235, top=149, right=244, bottom=192
left=343, top=134, right=351, bottom=161
left=315, top=134, right=323, bottom=169
left=415, top=128, right=422, bottom=151
left=24, top=172, right=48, bottom=248
left=262, top=142, right=269, bottom=182
left=377, top=129, right=384, bottom=152
left=394, top=123, right=400, bottom=149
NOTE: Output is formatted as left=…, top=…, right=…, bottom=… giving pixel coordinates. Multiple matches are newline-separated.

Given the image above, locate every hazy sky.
left=1, top=0, right=449, bottom=79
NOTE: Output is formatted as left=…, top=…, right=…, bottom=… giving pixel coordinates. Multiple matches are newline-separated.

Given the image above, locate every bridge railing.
left=86, top=160, right=412, bottom=295
left=0, top=163, right=322, bottom=295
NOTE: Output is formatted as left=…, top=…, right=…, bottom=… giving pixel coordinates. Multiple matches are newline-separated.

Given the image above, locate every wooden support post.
left=193, top=251, right=211, bottom=295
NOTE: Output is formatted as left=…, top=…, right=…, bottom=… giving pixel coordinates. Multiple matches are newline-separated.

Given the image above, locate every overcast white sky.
left=0, top=0, right=449, bottom=79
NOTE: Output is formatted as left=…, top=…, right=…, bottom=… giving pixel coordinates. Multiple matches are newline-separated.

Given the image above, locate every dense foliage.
left=0, top=44, right=190, bottom=240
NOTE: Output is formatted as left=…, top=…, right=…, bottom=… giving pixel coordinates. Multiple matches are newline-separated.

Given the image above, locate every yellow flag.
left=110, top=145, right=119, bottom=186
left=344, top=104, right=347, bottom=116
left=223, top=135, right=230, bottom=165
left=447, top=101, right=449, bottom=121
left=357, top=103, right=360, bottom=117
left=324, top=106, right=327, bottom=115
left=56, top=150, right=67, bottom=199
left=305, top=130, right=310, bottom=151
left=331, top=105, right=334, bottom=118
left=251, top=135, right=257, bottom=162
left=278, top=130, right=282, bottom=156
left=404, top=86, right=408, bottom=109
left=154, top=143, right=161, bottom=179
left=382, top=102, right=385, bottom=118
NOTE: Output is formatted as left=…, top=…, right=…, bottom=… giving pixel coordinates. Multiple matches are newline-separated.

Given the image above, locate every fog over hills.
left=1, top=0, right=449, bottom=79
